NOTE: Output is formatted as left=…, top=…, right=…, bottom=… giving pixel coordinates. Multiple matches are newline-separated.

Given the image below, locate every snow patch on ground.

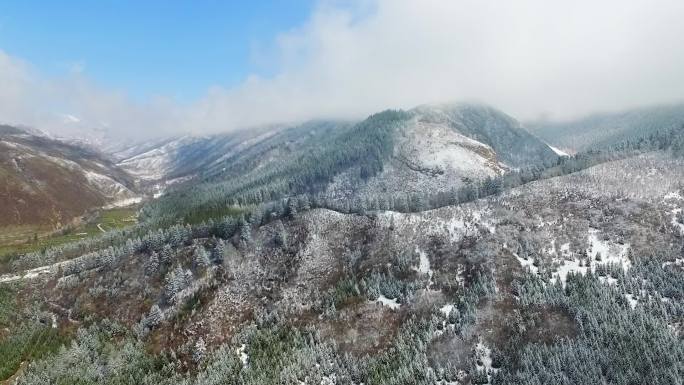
left=548, top=145, right=569, bottom=157
left=664, top=191, right=683, bottom=201
left=474, top=340, right=499, bottom=381
left=624, top=294, right=639, bottom=310
left=414, top=248, right=431, bottom=275
left=408, top=119, right=507, bottom=177
left=375, top=295, right=400, bottom=310
left=514, top=229, right=631, bottom=288
left=0, top=261, right=67, bottom=283
left=103, top=196, right=143, bottom=209
left=662, top=258, right=684, bottom=269
left=550, top=259, right=588, bottom=287
left=236, top=344, right=248, bottom=367
left=83, top=170, right=131, bottom=196
left=548, top=229, right=631, bottom=287
left=440, top=304, right=454, bottom=317
left=560, top=242, right=571, bottom=256
left=516, top=254, right=539, bottom=275
left=413, top=247, right=436, bottom=290
left=586, top=229, right=631, bottom=268
left=598, top=276, right=618, bottom=285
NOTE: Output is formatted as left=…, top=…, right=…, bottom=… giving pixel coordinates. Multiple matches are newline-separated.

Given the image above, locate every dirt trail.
left=0, top=259, right=68, bottom=283
left=2, top=361, right=27, bottom=385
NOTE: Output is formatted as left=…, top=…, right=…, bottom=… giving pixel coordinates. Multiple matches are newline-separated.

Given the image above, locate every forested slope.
left=529, top=103, right=684, bottom=153
left=1, top=105, right=683, bottom=385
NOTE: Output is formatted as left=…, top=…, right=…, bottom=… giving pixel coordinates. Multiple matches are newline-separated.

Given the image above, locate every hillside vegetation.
left=0, top=125, right=139, bottom=228
left=1, top=105, right=684, bottom=385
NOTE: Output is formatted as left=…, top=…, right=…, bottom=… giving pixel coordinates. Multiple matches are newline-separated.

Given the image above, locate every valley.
left=0, top=103, right=683, bottom=385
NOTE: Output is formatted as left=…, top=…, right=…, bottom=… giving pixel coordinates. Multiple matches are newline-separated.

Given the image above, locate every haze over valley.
left=1, top=2, right=684, bottom=384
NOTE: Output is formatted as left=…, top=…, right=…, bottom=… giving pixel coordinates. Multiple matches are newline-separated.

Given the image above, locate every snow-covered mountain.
left=3, top=102, right=684, bottom=385
left=326, top=104, right=558, bottom=199
left=113, top=125, right=290, bottom=187
left=113, top=103, right=557, bottom=208
left=6, top=132, right=683, bottom=385
left=528, top=103, right=684, bottom=152
left=0, top=125, right=140, bottom=227
left=137, top=104, right=559, bottom=223
left=114, top=136, right=201, bottom=181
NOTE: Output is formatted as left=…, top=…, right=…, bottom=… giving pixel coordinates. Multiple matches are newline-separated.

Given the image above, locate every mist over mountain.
left=529, top=103, right=684, bottom=153
left=3, top=0, right=684, bottom=141
left=2, top=99, right=684, bottom=385
left=3, top=1, right=684, bottom=385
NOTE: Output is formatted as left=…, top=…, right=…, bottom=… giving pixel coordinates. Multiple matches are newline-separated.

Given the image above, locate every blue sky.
left=0, top=1, right=314, bottom=101
left=1, top=0, right=683, bottom=139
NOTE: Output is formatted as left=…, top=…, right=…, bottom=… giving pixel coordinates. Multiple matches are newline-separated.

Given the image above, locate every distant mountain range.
left=134, top=103, right=559, bottom=223
left=0, top=125, right=139, bottom=227
left=5, top=101, right=682, bottom=231
left=3, top=102, right=684, bottom=385
left=528, top=103, right=684, bottom=153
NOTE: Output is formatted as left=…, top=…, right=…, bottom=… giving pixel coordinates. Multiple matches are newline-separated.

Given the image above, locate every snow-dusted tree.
left=194, top=246, right=211, bottom=268
left=299, top=195, right=311, bottom=211
left=145, top=304, right=163, bottom=328
left=193, top=337, right=207, bottom=363
left=287, top=198, right=298, bottom=218
left=165, top=265, right=192, bottom=303
left=239, top=220, right=252, bottom=245
left=273, top=220, right=287, bottom=248
left=250, top=206, right=264, bottom=227
left=145, top=252, right=160, bottom=276
left=160, top=244, right=173, bottom=264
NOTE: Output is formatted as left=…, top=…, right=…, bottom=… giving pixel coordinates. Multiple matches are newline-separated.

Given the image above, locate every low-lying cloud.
left=2, top=0, right=684, bottom=141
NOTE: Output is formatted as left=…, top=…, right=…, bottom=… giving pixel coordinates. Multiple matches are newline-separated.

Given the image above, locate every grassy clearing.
left=0, top=208, right=137, bottom=268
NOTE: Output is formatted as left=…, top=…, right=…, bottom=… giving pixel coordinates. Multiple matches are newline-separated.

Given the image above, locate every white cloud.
left=2, top=0, right=684, bottom=140
left=0, top=50, right=180, bottom=141
left=199, top=0, right=684, bottom=124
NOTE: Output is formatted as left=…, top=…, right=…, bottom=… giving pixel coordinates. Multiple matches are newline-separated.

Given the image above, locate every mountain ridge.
left=0, top=125, right=140, bottom=228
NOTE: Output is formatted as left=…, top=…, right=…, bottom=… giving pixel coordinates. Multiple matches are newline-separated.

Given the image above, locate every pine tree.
left=145, top=252, right=160, bottom=276
left=193, top=337, right=207, bottom=363
left=274, top=221, right=287, bottom=248
left=287, top=198, right=298, bottom=218
left=240, top=220, right=252, bottom=245
left=145, top=304, right=163, bottom=328
left=194, top=246, right=211, bottom=268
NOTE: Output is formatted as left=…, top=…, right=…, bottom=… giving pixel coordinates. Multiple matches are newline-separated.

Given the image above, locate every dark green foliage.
left=16, top=323, right=181, bottom=385
left=0, top=325, right=69, bottom=381
left=0, top=287, right=70, bottom=381
left=501, top=268, right=684, bottom=385
left=318, top=277, right=362, bottom=313
left=140, top=111, right=409, bottom=226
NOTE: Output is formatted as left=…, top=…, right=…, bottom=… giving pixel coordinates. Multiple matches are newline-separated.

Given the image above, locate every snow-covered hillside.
left=114, top=126, right=285, bottom=186
left=116, top=136, right=199, bottom=181
left=326, top=104, right=556, bottom=200
left=0, top=125, right=140, bottom=227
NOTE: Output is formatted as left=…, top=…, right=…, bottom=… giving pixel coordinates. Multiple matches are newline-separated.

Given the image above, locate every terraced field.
left=0, top=208, right=137, bottom=270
